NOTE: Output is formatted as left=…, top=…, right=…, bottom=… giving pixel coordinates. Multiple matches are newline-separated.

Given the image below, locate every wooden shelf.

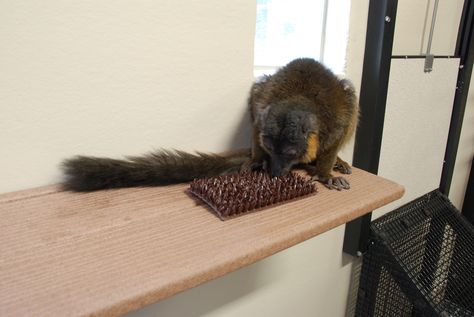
left=0, top=168, right=404, bottom=317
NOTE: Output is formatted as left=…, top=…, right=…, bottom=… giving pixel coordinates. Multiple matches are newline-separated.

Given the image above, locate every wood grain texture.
left=0, top=168, right=404, bottom=317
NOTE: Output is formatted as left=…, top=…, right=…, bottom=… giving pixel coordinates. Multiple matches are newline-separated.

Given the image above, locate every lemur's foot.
left=240, top=160, right=268, bottom=173
left=311, top=175, right=350, bottom=191
left=333, top=157, right=352, bottom=174
left=326, top=176, right=350, bottom=190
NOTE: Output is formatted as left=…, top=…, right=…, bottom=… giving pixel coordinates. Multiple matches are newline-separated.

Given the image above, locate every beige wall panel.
left=393, top=0, right=430, bottom=55
left=428, top=0, right=464, bottom=55
left=373, top=58, right=459, bottom=219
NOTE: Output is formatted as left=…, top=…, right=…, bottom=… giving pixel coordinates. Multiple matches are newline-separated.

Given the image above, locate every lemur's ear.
left=340, top=79, right=355, bottom=93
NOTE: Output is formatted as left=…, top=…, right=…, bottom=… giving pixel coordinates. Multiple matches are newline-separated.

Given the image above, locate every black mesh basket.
left=355, top=190, right=474, bottom=317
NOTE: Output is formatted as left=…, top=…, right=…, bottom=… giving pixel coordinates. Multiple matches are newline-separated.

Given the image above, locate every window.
left=254, top=0, right=351, bottom=76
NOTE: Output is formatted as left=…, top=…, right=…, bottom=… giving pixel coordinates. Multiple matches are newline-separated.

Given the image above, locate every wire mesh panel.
left=355, top=190, right=474, bottom=317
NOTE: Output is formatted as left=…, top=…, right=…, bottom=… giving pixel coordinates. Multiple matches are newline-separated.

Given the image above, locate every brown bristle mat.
left=189, top=171, right=317, bottom=220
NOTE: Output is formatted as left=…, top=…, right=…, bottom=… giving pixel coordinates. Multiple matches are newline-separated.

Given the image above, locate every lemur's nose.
left=270, top=158, right=290, bottom=178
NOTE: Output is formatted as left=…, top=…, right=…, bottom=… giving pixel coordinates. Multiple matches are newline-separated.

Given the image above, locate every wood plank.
left=0, top=168, right=404, bottom=317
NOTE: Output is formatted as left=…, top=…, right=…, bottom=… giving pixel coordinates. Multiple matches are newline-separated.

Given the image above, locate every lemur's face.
left=260, top=109, right=318, bottom=177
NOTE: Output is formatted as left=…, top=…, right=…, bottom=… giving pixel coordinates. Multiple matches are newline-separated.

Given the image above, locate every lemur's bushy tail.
left=62, top=149, right=250, bottom=191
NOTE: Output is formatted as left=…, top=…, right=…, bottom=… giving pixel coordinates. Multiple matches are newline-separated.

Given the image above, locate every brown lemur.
left=62, top=58, right=359, bottom=191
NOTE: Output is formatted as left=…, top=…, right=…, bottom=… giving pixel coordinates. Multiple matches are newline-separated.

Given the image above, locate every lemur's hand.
left=333, top=157, right=352, bottom=174
left=311, top=175, right=350, bottom=191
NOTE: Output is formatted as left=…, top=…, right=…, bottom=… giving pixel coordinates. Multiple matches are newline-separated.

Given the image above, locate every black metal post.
left=439, top=0, right=474, bottom=195
left=343, top=0, right=398, bottom=256
left=462, top=159, right=474, bottom=224
left=430, top=0, right=474, bottom=304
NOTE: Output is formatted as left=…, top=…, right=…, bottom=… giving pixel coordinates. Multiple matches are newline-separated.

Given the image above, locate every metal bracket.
left=424, top=54, right=434, bottom=72
left=424, top=0, right=439, bottom=72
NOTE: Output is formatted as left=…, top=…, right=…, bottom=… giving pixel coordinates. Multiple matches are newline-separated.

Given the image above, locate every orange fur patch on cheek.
left=300, top=133, right=318, bottom=163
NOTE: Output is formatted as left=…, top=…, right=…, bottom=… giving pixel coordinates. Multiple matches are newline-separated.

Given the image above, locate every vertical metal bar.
left=343, top=213, right=372, bottom=256
left=455, top=0, right=474, bottom=57
left=439, top=0, right=474, bottom=195
left=343, top=0, right=398, bottom=256
left=436, top=2, right=474, bottom=310
left=461, top=159, right=474, bottom=224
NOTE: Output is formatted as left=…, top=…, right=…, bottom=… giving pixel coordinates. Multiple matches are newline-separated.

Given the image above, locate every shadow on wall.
left=227, top=107, right=252, bottom=150
left=125, top=261, right=269, bottom=317
left=221, top=83, right=253, bottom=151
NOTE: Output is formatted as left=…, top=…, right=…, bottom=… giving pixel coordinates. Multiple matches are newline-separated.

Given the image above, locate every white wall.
left=0, top=0, right=255, bottom=193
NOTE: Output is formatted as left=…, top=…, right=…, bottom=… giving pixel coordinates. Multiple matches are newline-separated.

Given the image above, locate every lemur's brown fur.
left=62, top=58, right=358, bottom=191
left=246, top=58, right=359, bottom=189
